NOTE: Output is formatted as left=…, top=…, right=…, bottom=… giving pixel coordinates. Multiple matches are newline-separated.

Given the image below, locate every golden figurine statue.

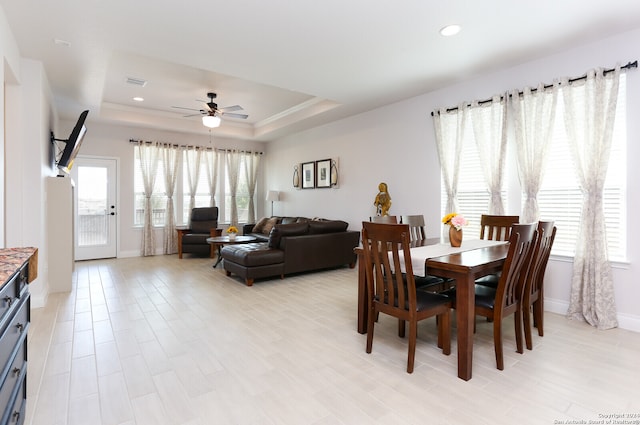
left=374, top=182, right=392, bottom=216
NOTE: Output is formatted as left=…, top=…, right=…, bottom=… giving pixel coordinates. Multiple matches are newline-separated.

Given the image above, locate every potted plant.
left=227, top=225, right=239, bottom=240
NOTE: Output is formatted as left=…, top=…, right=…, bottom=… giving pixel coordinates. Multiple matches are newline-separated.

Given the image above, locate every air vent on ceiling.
left=126, top=77, right=147, bottom=87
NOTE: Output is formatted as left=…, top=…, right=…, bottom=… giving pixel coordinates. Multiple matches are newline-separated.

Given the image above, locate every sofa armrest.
left=243, top=223, right=255, bottom=235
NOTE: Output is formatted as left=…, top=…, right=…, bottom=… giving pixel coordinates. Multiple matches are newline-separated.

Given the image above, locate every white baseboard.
left=118, top=248, right=169, bottom=258
left=545, top=297, right=640, bottom=333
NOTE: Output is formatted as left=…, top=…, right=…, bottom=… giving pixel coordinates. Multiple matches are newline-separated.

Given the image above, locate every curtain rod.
left=128, top=139, right=263, bottom=154
left=430, top=60, right=637, bottom=116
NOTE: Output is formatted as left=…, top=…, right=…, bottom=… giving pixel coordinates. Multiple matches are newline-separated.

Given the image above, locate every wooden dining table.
left=355, top=239, right=509, bottom=381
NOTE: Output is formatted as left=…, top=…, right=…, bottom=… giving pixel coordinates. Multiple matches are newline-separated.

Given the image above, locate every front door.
left=71, top=157, right=118, bottom=260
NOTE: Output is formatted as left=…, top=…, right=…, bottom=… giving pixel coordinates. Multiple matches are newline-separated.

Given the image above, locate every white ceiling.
left=3, top=0, right=640, bottom=141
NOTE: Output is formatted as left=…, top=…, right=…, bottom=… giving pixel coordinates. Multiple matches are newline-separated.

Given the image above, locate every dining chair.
left=480, top=214, right=520, bottom=241
left=361, top=222, right=451, bottom=373
left=399, top=214, right=453, bottom=293
left=370, top=215, right=398, bottom=224
left=399, top=214, right=426, bottom=242
left=522, top=221, right=556, bottom=350
left=442, top=223, right=537, bottom=370
left=476, top=214, right=520, bottom=288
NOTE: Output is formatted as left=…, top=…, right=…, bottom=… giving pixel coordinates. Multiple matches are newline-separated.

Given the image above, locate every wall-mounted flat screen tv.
left=56, top=110, right=89, bottom=174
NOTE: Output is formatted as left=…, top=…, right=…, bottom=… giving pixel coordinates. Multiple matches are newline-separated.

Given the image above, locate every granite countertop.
left=0, top=247, right=38, bottom=284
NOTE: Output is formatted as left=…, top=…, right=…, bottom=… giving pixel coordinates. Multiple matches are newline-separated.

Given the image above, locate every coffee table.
left=207, top=235, right=257, bottom=268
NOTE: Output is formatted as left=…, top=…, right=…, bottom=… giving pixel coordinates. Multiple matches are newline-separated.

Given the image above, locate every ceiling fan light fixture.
left=202, top=115, right=221, bottom=128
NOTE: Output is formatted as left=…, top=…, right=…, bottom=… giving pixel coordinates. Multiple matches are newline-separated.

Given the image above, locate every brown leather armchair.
left=177, top=207, right=221, bottom=258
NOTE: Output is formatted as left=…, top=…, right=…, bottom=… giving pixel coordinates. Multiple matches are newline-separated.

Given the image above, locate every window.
left=181, top=150, right=211, bottom=223
left=440, top=74, right=627, bottom=260
left=538, top=74, right=626, bottom=260
left=133, top=148, right=166, bottom=226
left=439, top=111, right=504, bottom=239
left=134, top=147, right=258, bottom=226
left=225, top=159, right=251, bottom=223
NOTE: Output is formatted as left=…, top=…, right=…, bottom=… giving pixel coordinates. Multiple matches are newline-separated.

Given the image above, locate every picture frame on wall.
left=315, top=159, right=331, bottom=188
left=302, top=161, right=315, bottom=189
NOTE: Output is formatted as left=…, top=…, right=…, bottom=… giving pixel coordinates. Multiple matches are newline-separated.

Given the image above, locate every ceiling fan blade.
left=222, top=112, right=249, bottom=119
left=171, top=106, right=201, bottom=112
left=219, top=105, right=243, bottom=113
left=183, top=113, right=204, bottom=117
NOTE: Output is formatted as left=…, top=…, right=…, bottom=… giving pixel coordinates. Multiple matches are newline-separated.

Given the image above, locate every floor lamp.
left=266, top=190, right=280, bottom=216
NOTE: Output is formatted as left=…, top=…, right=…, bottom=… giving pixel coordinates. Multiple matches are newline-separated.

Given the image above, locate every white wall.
left=74, top=121, right=267, bottom=257
left=265, top=28, right=640, bottom=331
left=3, top=57, right=57, bottom=308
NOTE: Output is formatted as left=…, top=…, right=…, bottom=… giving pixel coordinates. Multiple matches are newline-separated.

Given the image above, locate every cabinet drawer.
left=1, top=371, right=25, bottom=425
left=0, top=278, right=21, bottom=335
left=0, top=339, right=26, bottom=423
left=0, top=296, right=29, bottom=384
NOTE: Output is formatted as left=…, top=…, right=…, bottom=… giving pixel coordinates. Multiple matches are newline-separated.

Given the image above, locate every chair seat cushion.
left=413, top=274, right=445, bottom=288
left=378, top=283, right=450, bottom=310
left=475, top=273, right=500, bottom=288
left=221, top=243, right=284, bottom=267
left=438, top=284, right=497, bottom=310
left=415, top=291, right=451, bottom=311
left=474, top=284, right=497, bottom=309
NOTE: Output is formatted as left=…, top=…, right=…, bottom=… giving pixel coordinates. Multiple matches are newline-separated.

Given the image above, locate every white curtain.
left=510, top=82, right=559, bottom=223
left=184, top=146, right=202, bottom=220
left=433, top=104, right=467, bottom=216
left=204, top=149, right=219, bottom=207
left=162, top=144, right=180, bottom=254
left=470, top=95, right=508, bottom=214
left=563, top=66, right=620, bottom=329
left=244, top=151, right=261, bottom=223
left=226, top=150, right=241, bottom=226
left=136, top=141, right=160, bottom=256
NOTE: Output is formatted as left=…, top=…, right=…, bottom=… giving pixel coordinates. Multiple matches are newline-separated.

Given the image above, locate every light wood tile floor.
left=25, top=255, right=640, bottom=425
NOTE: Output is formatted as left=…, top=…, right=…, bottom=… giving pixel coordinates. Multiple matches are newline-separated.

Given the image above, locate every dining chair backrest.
left=370, top=215, right=398, bottom=224
left=493, top=223, right=538, bottom=317
left=523, top=221, right=557, bottom=349
left=399, top=215, right=426, bottom=242
left=480, top=214, right=520, bottom=241
left=362, top=222, right=416, bottom=313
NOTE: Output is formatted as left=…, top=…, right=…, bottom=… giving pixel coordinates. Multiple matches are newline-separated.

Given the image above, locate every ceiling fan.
left=172, top=92, right=248, bottom=128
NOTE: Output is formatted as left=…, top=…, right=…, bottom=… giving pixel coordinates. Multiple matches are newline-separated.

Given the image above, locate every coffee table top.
left=207, top=235, right=257, bottom=244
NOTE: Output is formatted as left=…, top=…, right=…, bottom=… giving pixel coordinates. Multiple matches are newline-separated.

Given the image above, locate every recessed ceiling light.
left=133, top=97, right=144, bottom=102
left=53, top=38, right=71, bottom=47
left=440, top=24, right=461, bottom=37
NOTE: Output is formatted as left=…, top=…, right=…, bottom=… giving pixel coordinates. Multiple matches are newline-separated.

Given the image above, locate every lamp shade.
left=266, top=190, right=280, bottom=202
left=202, top=115, right=221, bottom=128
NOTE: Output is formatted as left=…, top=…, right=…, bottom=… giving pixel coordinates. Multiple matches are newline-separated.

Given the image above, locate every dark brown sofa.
left=221, top=217, right=360, bottom=286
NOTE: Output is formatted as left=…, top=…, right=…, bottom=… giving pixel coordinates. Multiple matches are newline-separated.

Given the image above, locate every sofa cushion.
left=308, top=220, right=348, bottom=234
left=221, top=243, right=284, bottom=267
left=268, top=222, right=310, bottom=248
left=280, top=217, right=298, bottom=225
left=252, top=217, right=270, bottom=234
left=262, top=217, right=279, bottom=235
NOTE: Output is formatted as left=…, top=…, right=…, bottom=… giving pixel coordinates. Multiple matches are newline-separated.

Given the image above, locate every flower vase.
left=449, top=227, right=462, bottom=247
left=228, top=233, right=237, bottom=241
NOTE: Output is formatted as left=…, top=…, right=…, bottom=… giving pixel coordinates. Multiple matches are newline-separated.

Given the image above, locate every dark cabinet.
left=0, top=249, right=36, bottom=425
